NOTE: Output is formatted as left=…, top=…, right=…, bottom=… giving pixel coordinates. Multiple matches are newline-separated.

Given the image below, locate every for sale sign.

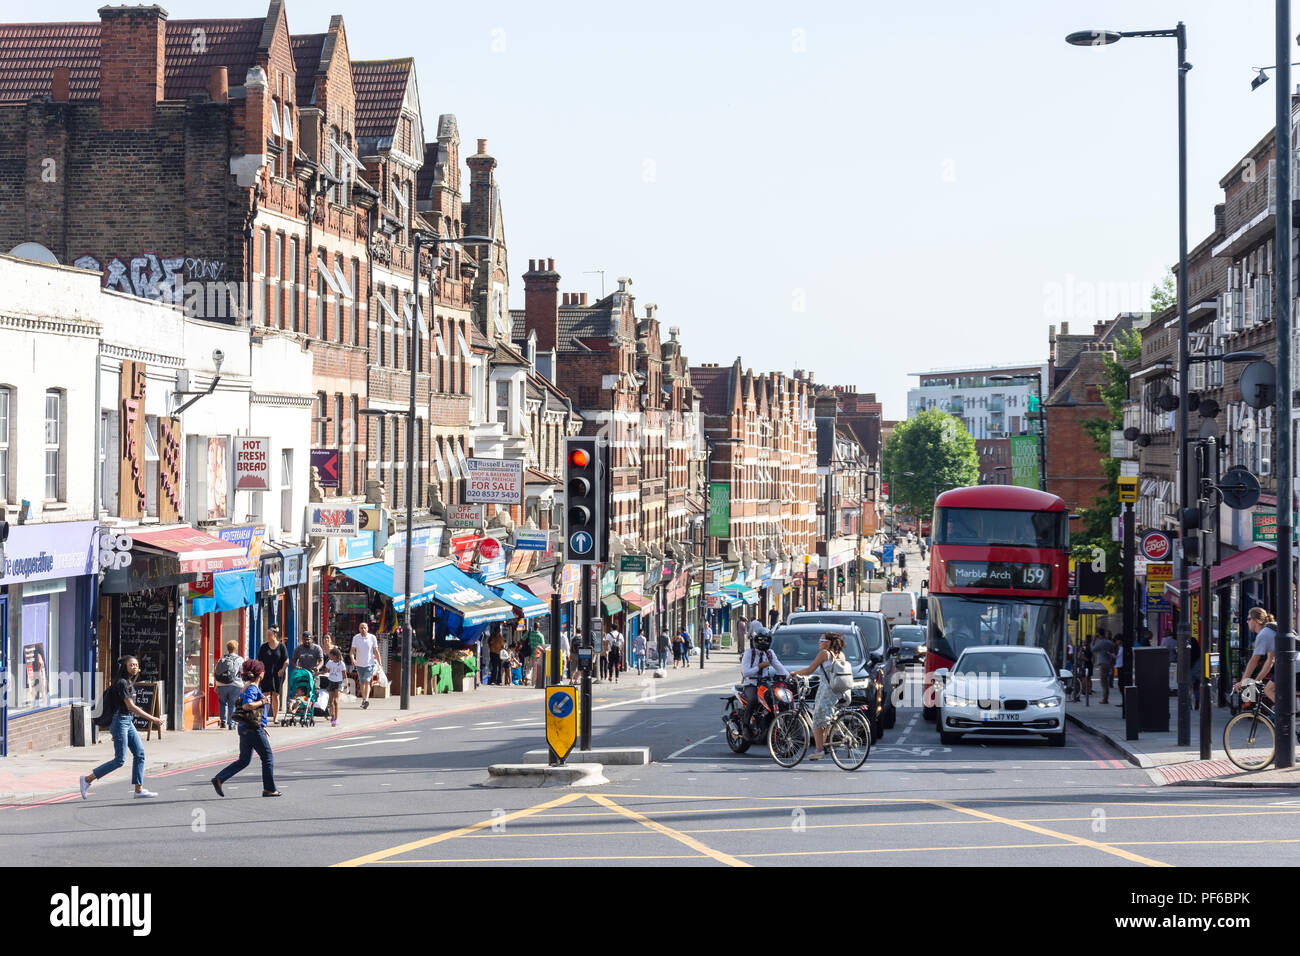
left=234, top=437, right=272, bottom=491
left=465, top=458, right=524, bottom=505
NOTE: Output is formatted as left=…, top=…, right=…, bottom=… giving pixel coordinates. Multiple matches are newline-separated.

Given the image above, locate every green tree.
left=1072, top=328, right=1142, bottom=600
left=882, top=409, right=979, bottom=522
left=1150, top=271, right=1176, bottom=313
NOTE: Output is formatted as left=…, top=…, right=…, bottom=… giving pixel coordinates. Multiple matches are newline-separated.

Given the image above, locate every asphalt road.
left=5, top=661, right=1300, bottom=868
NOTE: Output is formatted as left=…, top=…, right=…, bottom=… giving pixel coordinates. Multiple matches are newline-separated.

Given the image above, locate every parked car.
left=890, top=624, right=927, bottom=666
left=768, top=623, right=884, bottom=739
left=786, top=610, right=898, bottom=731
left=933, top=645, right=1068, bottom=747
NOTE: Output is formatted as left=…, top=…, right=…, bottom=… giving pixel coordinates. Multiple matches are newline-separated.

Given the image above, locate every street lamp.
left=700, top=436, right=742, bottom=669
left=1066, top=21, right=1195, bottom=746
left=988, top=373, right=1047, bottom=491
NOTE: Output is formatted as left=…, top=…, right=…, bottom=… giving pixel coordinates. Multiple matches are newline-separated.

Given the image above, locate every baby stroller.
left=281, top=667, right=318, bottom=727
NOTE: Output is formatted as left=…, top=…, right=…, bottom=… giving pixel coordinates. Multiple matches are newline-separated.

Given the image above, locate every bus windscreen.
left=934, top=508, right=1068, bottom=549
left=929, top=594, right=1064, bottom=665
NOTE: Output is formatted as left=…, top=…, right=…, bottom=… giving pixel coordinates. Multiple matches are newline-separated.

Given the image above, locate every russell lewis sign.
left=465, top=458, right=524, bottom=505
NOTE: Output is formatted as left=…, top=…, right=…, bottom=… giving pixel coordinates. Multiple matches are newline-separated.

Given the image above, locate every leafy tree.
left=1072, top=327, right=1142, bottom=600
left=1150, top=271, right=1176, bottom=313
left=882, top=409, right=979, bottom=522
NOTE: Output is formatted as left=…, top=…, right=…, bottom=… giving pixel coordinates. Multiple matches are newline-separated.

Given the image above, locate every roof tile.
left=352, top=58, right=410, bottom=140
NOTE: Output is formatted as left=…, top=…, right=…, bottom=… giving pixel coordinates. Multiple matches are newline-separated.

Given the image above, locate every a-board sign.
left=545, top=684, right=579, bottom=761
left=131, top=681, right=164, bottom=740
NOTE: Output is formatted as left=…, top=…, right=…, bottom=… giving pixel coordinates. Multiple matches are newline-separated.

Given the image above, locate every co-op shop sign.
left=464, top=458, right=523, bottom=505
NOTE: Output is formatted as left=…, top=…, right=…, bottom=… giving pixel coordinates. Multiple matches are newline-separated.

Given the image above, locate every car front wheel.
left=1047, top=731, right=1066, bottom=748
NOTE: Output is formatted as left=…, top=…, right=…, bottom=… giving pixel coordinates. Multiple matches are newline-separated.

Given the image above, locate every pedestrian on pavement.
left=768, top=609, right=779, bottom=629
left=701, top=620, right=712, bottom=660
left=212, top=640, right=244, bottom=730
left=1092, top=630, right=1117, bottom=704
left=657, top=629, right=670, bottom=671
left=673, top=628, right=687, bottom=668
left=211, top=660, right=281, bottom=798
left=1189, top=634, right=1203, bottom=709
left=257, top=627, right=289, bottom=723
left=633, top=631, right=647, bottom=675
left=81, top=656, right=164, bottom=800
left=323, top=647, right=346, bottom=726
left=608, top=630, right=623, bottom=683
left=291, top=631, right=323, bottom=674
left=1160, top=631, right=1177, bottom=653
left=351, top=621, right=380, bottom=709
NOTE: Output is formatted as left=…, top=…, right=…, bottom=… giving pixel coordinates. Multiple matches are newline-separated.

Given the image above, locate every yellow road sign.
left=1117, top=476, right=1138, bottom=503
left=545, top=684, right=579, bottom=761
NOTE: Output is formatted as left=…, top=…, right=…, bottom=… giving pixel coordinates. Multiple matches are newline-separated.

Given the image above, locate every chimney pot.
left=51, top=66, right=69, bottom=102
left=580, top=293, right=587, bottom=306
left=477, top=138, right=487, bottom=154
left=210, top=66, right=228, bottom=102
left=547, top=258, right=555, bottom=272
left=529, top=259, right=536, bottom=272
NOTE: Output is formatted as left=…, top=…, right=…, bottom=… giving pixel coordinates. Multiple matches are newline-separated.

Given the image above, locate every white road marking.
left=325, top=736, right=419, bottom=750
left=475, top=722, right=503, bottom=727
left=430, top=726, right=463, bottom=730
left=667, top=734, right=719, bottom=760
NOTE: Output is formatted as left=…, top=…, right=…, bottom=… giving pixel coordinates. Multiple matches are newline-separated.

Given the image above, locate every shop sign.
left=283, top=551, right=307, bottom=587
left=0, top=520, right=97, bottom=584
left=1010, top=435, right=1039, bottom=489
left=310, top=448, right=340, bottom=488
left=449, top=504, right=485, bottom=529
left=1253, top=512, right=1277, bottom=542
left=465, top=457, right=524, bottom=505
left=709, top=482, right=730, bottom=538
left=620, top=554, right=647, bottom=573
left=218, top=524, right=266, bottom=571
left=1140, top=530, right=1172, bottom=561
left=118, top=360, right=149, bottom=519
left=479, top=537, right=503, bottom=561
left=234, top=436, right=271, bottom=491
left=514, top=529, right=549, bottom=551
left=450, top=533, right=480, bottom=570
left=307, top=505, right=359, bottom=537
left=158, top=417, right=182, bottom=523
left=205, top=436, right=230, bottom=520
left=330, top=590, right=368, bottom=612
left=601, top=569, right=617, bottom=596
left=258, top=554, right=282, bottom=593
left=329, top=531, right=376, bottom=565
left=560, top=563, right=579, bottom=604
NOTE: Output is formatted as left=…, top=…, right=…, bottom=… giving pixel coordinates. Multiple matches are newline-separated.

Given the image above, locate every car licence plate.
left=981, top=712, right=1019, bottom=721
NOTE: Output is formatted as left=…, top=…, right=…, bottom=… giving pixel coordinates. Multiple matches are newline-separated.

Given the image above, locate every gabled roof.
left=0, top=17, right=266, bottom=102
left=352, top=57, right=411, bottom=140
left=509, top=298, right=622, bottom=354
left=691, top=361, right=742, bottom=416
left=291, top=33, right=325, bottom=104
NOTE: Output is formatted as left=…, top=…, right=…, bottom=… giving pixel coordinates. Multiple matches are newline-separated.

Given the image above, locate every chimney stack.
left=97, top=5, right=168, bottom=130
left=466, top=137, right=497, bottom=239
left=523, top=257, right=561, bottom=351
left=210, top=66, right=228, bottom=102
left=51, top=67, right=69, bottom=102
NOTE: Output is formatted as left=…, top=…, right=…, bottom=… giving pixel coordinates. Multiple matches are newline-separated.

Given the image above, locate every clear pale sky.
left=26, top=0, right=1300, bottom=418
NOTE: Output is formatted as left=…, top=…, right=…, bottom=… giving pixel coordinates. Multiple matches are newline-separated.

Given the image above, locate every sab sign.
left=1139, top=530, right=1172, bottom=562
left=306, top=505, right=359, bottom=537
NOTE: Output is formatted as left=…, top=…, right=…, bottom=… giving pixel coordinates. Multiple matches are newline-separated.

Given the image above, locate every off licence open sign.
left=464, top=458, right=523, bottom=505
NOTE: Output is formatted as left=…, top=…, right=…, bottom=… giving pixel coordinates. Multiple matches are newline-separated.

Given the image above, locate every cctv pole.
left=1272, top=0, right=1295, bottom=767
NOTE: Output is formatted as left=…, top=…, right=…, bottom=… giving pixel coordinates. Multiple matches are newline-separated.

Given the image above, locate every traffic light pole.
left=580, top=566, right=592, bottom=753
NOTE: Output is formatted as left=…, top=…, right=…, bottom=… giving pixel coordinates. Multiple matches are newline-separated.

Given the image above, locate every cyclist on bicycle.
left=1235, top=607, right=1277, bottom=703
left=790, top=632, right=849, bottom=762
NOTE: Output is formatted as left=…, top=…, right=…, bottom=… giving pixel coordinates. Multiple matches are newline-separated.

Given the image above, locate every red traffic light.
left=569, top=447, right=591, bottom=468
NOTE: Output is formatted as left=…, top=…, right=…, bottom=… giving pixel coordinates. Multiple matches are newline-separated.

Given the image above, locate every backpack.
left=823, top=655, right=854, bottom=694
left=94, top=680, right=127, bottom=730
left=215, top=654, right=239, bottom=685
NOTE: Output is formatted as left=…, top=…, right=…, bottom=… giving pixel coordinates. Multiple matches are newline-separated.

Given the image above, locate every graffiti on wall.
left=73, top=253, right=242, bottom=321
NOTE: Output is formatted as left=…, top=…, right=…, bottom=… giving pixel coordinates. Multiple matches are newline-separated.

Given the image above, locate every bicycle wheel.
left=768, top=711, right=810, bottom=768
left=828, top=710, right=872, bottom=771
left=1223, top=711, right=1276, bottom=772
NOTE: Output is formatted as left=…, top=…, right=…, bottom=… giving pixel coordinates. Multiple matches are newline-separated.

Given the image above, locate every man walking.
left=350, top=621, right=379, bottom=710
left=1092, top=630, right=1117, bottom=704
left=291, top=631, right=323, bottom=674
left=701, top=620, right=712, bottom=661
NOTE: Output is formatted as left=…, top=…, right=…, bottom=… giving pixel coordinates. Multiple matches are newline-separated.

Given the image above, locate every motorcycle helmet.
left=751, top=626, right=772, bottom=651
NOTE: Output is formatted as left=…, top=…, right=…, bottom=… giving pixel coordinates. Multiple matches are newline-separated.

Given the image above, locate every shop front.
left=1, top=520, right=98, bottom=757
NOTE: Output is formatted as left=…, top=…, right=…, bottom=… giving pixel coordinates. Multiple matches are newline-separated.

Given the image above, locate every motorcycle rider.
left=739, top=626, right=790, bottom=735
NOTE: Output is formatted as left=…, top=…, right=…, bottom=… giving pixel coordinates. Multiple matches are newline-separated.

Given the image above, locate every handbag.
left=231, top=706, right=261, bottom=730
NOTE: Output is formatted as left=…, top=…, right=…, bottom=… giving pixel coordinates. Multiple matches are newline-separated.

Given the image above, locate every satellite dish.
left=1198, top=420, right=1219, bottom=441
left=1239, top=361, right=1276, bottom=409
left=1123, top=426, right=1140, bottom=441
left=7, top=241, right=59, bottom=265
left=1219, top=466, right=1261, bottom=511
left=1156, top=392, right=1181, bottom=411
left=1197, top=398, right=1220, bottom=419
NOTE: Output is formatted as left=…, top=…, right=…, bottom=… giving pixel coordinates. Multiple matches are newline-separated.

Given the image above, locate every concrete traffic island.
left=521, top=747, right=650, bottom=766
left=484, top=763, right=609, bottom=788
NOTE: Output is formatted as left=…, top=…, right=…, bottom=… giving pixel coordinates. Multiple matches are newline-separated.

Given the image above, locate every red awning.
left=1164, top=545, right=1274, bottom=604
left=520, top=574, right=554, bottom=600
left=621, top=591, right=654, bottom=615
left=131, top=526, right=248, bottom=573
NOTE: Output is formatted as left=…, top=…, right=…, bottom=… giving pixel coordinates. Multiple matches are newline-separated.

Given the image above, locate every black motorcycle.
left=722, top=674, right=799, bottom=753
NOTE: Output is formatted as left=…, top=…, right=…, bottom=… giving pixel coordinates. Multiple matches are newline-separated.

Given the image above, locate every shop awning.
left=424, top=564, right=514, bottom=625
left=1164, top=545, right=1274, bottom=605
left=491, top=580, right=549, bottom=618
left=131, top=526, right=248, bottom=573
left=189, top=570, right=257, bottom=616
left=622, top=591, right=654, bottom=616
left=336, top=561, right=435, bottom=613
left=601, top=594, right=624, bottom=616
left=519, top=574, right=554, bottom=601
left=722, top=583, right=759, bottom=605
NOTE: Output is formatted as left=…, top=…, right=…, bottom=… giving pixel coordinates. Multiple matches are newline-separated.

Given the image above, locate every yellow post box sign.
left=545, top=685, right=579, bottom=761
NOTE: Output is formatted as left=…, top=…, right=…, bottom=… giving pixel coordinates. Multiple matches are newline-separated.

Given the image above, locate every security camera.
left=212, top=349, right=225, bottom=371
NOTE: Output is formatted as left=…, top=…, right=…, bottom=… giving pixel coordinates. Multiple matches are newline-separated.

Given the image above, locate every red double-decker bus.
left=922, top=485, right=1069, bottom=719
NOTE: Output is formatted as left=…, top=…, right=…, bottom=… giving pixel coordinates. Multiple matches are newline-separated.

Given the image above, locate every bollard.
left=1124, top=685, right=1140, bottom=741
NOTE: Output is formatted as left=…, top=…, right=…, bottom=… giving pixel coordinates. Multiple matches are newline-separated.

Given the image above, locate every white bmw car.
left=934, top=646, right=1069, bottom=747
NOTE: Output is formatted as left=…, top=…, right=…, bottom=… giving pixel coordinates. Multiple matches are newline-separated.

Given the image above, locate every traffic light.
left=563, top=436, right=606, bottom=564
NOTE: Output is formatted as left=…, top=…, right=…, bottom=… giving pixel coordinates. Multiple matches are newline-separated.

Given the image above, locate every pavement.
left=1066, top=685, right=1300, bottom=788
left=0, top=651, right=734, bottom=806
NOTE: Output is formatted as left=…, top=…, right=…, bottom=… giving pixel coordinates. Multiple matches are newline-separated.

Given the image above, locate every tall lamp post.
left=988, top=373, right=1047, bottom=491
left=1066, top=23, right=1193, bottom=744
left=700, top=436, right=742, bottom=669
left=365, top=231, right=492, bottom=711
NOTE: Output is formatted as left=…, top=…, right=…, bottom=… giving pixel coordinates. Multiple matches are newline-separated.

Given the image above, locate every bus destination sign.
left=946, top=561, right=1052, bottom=591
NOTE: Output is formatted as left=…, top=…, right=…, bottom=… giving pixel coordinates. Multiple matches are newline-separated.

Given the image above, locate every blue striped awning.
left=490, top=580, right=548, bottom=618
left=336, top=561, right=434, bottom=613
